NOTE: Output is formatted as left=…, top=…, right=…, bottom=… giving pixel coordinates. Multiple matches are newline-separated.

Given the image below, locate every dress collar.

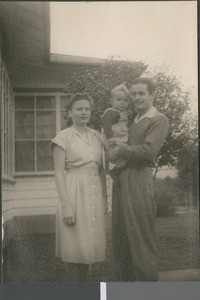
left=70, top=126, right=94, bottom=145
left=134, top=106, right=157, bottom=124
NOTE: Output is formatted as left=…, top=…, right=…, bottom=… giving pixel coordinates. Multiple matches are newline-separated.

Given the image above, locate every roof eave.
left=50, top=53, right=106, bottom=65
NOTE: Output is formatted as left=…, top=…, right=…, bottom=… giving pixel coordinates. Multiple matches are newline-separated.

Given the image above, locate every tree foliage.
left=176, top=114, right=198, bottom=205
left=65, top=59, right=196, bottom=182
left=66, top=59, right=147, bottom=130
left=145, top=70, right=192, bottom=176
left=154, top=177, right=184, bottom=217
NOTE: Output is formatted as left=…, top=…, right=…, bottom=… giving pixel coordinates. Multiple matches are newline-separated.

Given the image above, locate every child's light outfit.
left=102, top=108, right=129, bottom=168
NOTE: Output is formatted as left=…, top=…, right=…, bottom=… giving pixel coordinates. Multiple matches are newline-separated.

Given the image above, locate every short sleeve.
left=51, top=131, right=67, bottom=151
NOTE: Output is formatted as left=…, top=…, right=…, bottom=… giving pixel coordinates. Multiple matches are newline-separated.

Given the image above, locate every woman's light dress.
left=51, top=126, right=106, bottom=265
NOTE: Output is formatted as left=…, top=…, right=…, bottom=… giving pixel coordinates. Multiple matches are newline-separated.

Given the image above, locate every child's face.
left=111, top=91, right=129, bottom=111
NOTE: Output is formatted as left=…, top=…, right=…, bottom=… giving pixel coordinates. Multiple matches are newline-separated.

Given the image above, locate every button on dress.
left=51, top=126, right=106, bottom=264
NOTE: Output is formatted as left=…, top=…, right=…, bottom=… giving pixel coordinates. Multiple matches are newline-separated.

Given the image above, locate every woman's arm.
left=99, top=164, right=108, bottom=214
left=117, top=115, right=169, bottom=164
left=94, top=130, right=108, bottom=213
left=53, top=145, right=76, bottom=225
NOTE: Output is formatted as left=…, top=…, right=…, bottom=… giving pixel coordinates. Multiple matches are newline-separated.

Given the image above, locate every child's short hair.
left=110, top=84, right=130, bottom=100
left=131, top=78, right=156, bottom=95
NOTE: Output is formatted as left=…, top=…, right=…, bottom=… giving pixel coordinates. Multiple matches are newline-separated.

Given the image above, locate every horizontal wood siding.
left=2, top=175, right=112, bottom=241
left=2, top=176, right=58, bottom=222
left=2, top=175, right=112, bottom=221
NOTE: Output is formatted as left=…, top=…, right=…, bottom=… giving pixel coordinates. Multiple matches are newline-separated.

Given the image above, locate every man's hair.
left=131, top=78, right=156, bottom=95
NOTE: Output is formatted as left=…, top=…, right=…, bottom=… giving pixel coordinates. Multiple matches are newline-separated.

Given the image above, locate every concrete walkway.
left=159, top=268, right=200, bottom=281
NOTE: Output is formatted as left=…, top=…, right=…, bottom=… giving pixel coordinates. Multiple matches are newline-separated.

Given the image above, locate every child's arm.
left=102, top=109, right=120, bottom=139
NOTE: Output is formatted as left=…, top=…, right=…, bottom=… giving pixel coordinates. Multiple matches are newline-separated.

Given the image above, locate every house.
left=0, top=2, right=106, bottom=245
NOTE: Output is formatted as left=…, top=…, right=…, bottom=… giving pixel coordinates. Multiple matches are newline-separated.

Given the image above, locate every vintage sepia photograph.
left=1, top=1, right=199, bottom=282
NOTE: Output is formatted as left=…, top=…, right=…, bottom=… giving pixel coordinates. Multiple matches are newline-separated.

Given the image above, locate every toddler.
left=102, top=84, right=133, bottom=169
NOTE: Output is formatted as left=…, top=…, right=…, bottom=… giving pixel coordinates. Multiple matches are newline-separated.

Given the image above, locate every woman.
left=51, top=93, right=107, bottom=281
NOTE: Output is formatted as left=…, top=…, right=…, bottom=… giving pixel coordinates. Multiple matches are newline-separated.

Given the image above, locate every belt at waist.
left=65, top=167, right=99, bottom=176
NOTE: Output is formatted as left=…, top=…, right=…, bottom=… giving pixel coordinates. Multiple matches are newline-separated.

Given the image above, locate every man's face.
left=130, top=83, right=154, bottom=114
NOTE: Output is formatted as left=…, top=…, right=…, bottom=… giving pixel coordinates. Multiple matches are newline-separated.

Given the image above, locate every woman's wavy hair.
left=65, top=92, right=94, bottom=127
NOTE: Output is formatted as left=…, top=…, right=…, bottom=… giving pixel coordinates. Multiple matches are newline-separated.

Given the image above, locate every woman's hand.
left=62, top=205, right=76, bottom=226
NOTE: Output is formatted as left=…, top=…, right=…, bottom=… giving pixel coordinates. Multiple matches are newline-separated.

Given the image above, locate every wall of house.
left=0, top=30, right=59, bottom=242
left=10, top=64, right=92, bottom=90
left=3, top=177, right=57, bottom=220
left=3, top=176, right=58, bottom=238
left=3, top=175, right=59, bottom=243
left=1, top=32, right=16, bottom=244
left=3, top=175, right=112, bottom=243
left=1, top=61, right=112, bottom=242
left=1, top=21, right=109, bottom=242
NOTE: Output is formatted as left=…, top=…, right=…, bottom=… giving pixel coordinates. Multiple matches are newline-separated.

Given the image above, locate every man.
left=112, top=78, right=169, bottom=281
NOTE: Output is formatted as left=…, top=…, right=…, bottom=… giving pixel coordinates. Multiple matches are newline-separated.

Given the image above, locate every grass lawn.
left=156, top=209, right=199, bottom=271
left=3, top=208, right=199, bottom=282
left=86, top=208, right=199, bottom=281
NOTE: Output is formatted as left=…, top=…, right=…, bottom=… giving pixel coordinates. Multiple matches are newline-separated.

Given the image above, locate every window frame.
left=14, top=92, right=70, bottom=176
left=1, top=56, right=14, bottom=182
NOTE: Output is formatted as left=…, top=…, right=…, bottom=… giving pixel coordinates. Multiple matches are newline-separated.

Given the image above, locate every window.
left=14, top=93, right=70, bottom=175
left=1, top=53, right=14, bottom=180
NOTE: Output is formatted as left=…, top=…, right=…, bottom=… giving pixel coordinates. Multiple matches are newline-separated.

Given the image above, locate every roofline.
left=50, top=53, right=106, bottom=65
left=42, top=3, right=121, bottom=66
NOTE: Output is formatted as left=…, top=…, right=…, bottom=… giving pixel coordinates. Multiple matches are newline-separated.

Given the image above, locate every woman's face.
left=68, top=99, right=91, bottom=126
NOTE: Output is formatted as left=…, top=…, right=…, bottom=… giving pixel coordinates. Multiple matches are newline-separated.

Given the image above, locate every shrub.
left=154, top=177, right=182, bottom=217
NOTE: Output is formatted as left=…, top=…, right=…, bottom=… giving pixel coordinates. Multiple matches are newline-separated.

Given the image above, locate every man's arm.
left=118, top=115, right=169, bottom=164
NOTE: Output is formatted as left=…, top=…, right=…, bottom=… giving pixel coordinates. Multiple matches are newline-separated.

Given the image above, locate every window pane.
left=61, top=110, right=68, bottom=130
left=60, top=95, right=70, bottom=109
left=37, top=141, right=54, bottom=171
left=15, top=141, right=35, bottom=171
left=36, top=111, right=56, bottom=139
left=36, top=96, right=55, bottom=109
left=15, top=111, right=34, bottom=139
left=15, top=96, right=34, bottom=109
